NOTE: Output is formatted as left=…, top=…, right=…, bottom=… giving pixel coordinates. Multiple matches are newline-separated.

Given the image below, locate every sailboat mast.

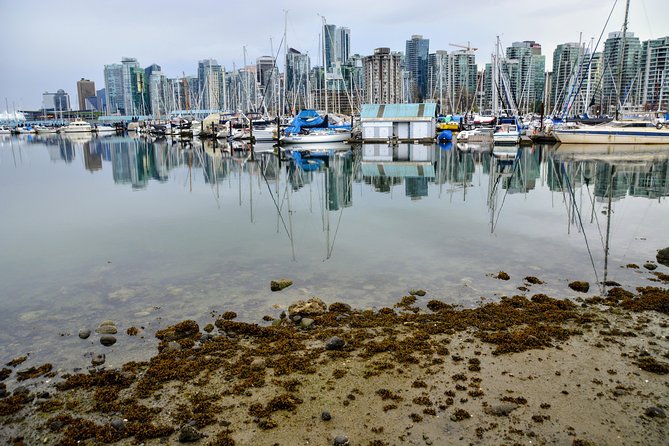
left=615, top=0, right=630, bottom=120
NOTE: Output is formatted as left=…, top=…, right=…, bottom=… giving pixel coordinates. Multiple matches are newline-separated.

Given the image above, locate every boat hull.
left=281, top=131, right=351, bottom=144
left=554, top=128, right=669, bottom=144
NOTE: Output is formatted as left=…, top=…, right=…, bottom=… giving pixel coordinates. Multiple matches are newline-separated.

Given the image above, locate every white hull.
left=62, top=121, right=92, bottom=133
left=281, top=131, right=351, bottom=144
left=493, top=133, right=520, bottom=145
left=93, top=126, right=116, bottom=133
left=554, top=127, right=669, bottom=144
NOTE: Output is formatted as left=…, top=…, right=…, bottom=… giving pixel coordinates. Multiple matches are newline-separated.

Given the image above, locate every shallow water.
left=1, top=134, right=668, bottom=371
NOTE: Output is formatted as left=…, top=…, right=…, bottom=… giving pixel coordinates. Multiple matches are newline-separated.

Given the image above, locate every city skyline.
left=1, top=0, right=667, bottom=110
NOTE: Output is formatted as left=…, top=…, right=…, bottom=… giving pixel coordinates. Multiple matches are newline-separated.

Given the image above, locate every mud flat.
left=1, top=270, right=668, bottom=446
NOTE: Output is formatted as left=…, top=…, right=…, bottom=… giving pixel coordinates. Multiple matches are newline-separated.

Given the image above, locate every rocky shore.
left=1, top=263, right=668, bottom=446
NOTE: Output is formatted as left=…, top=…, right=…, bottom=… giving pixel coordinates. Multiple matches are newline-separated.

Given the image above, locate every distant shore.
left=1, top=264, right=668, bottom=446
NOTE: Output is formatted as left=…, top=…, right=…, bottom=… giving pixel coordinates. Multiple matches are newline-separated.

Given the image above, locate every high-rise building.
left=198, top=59, right=223, bottom=110
left=405, top=35, right=430, bottom=101
left=429, top=49, right=478, bottom=113
left=336, top=27, right=351, bottom=67
left=54, top=89, right=71, bottom=112
left=551, top=42, right=582, bottom=114
left=256, top=56, right=279, bottom=115
left=121, top=57, right=140, bottom=115
left=640, top=36, right=669, bottom=110
left=145, top=64, right=165, bottom=116
left=286, top=48, right=311, bottom=112
left=76, top=78, right=95, bottom=111
left=363, top=48, right=403, bottom=104
left=505, top=41, right=545, bottom=114
left=323, top=24, right=337, bottom=70
left=602, top=31, right=641, bottom=113
left=103, top=63, right=124, bottom=114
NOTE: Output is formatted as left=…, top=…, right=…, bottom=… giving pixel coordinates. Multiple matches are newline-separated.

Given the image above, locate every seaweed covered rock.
left=288, top=298, right=327, bottom=317
left=656, top=247, right=669, bottom=267
left=270, top=278, right=293, bottom=292
left=155, top=320, right=200, bottom=341
left=569, top=281, right=590, bottom=293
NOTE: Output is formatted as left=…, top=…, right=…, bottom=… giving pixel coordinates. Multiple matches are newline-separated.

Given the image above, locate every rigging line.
left=584, top=176, right=606, bottom=250
left=326, top=159, right=348, bottom=259
left=492, top=153, right=521, bottom=232
left=562, top=163, right=602, bottom=293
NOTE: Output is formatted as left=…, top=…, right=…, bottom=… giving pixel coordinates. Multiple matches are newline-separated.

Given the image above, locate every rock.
left=321, top=411, right=332, bottom=421
left=111, top=418, right=126, bottom=431
left=569, top=281, right=590, bottom=293
left=49, top=419, right=65, bottom=431
left=270, top=279, right=293, bottom=292
left=485, top=403, right=519, bottom=417
left=166, top=341, right=182, bottom=352
left=288, top=298, right=327, bottom=317
left=95, top=325, right=118, bottom=335
left=325, top=336, right=346, bottom=351
left=100, top=335, right=117, bottom=347
left=644, top=263, right=657, bottom=271
left=645, top=406, right=666, bottom=418
left=496, top=271, right=510, bottom=280
left=250, top=358, right=266, bottom=371
left=99, top=320, right=116, bottom=327
left=91, top=354, right=106, bottom=366
left=603, top=280, right=621, bottom=287
left=329, top=302, right=352, bottom=312
left=78, top=329, right=91, bottom=340
left=657, top=247, right=669, bottom=267
left=155, top=320, right=199, bottom=341
left=410, top=289, right=426, bottom=296
left=300, top=318, right=315, bottom=329
left=178, top=425, right=203, bottom=442
left=291, top=315, right=302, bottom=323
left=200, top=334, right=214, bottom=343
left=203, top=323, right=214, bottom=333
left=333, top=435, right=349, bottom=446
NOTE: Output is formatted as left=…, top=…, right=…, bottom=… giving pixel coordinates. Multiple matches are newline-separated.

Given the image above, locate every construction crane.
left=449, top=42, right=478, bottom=52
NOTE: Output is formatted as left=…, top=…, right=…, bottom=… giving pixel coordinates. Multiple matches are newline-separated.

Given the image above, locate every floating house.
left=360, top=103, right=436, bottom=143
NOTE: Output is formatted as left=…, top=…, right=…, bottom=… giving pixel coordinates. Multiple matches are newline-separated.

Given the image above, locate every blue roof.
left=361, top=103, right=437, bottom=120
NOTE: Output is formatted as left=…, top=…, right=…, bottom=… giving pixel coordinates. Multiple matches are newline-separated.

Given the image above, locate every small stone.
left=99, top=320, right=116, bottom=327
left=178, top=425, right=202, bottom=442
left=100, top=335, right=116, bottom=347
left=645, top=406, right=666, bottom=418
left=291, top=315, right=302, bottom=323
left=91, top=354, right=106, bottom=366
left=657, top=247, right=669, bottom=266
left=95, top=325, right=118, bottom=335
left=166, top=341, right=182, bottom=352
left=300, top=318, right=315, bottom=329
left=250, top=358, right=266, bottom=371
left=49, top=419, right=65, bottom=431
left=203, top=323, right=214, bottom=333
left=321, top=411, right=332, bottom=421
left=409, top=289, right=426, bottom=296
left=271, top=279, right=293, bottom=292
left=78, top=329, right=91, bottom=339
left=485, top=403, right=519, bottom=417
left=200, top=334, right=214, bottom=343
left=333, top=435, right=349, bottom=446
left=644, top=263, right=657, bottom=271
left=325, top=336, right=346, bottom=351
left=111, top=418, right=125, bottom=431
left=496, top=271, right=510, bottom=280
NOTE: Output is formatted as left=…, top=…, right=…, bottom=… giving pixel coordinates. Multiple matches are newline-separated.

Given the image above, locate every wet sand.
left=1, top=269, right=668, bottom=446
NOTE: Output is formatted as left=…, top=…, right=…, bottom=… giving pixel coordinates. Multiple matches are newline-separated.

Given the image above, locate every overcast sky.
left=1, top=0, right=667, bottom=110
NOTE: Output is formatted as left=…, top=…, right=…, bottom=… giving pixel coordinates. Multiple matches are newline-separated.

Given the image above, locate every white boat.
left=34, top=125, right=59, bottom=134
left=61, top=120, right=92, bottom=133
left=281, top=129, right=351, bottom=144
left=493, top=124, right=520, bottom=145
left=553, top=121, right=669, bottom=144
left=231, top=125, right=278, bottom=142
left=0, top=126, right=13, bottom=135
left=456, top=128, right=494, bottom=143
left=93, top=125, right=116, bottom=133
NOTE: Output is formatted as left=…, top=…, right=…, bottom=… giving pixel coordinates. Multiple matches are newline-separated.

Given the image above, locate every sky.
left=1, top=0, right=667, bottom=111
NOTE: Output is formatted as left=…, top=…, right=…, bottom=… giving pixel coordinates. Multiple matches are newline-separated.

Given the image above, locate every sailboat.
left=554, top=0, right=669, bottom=144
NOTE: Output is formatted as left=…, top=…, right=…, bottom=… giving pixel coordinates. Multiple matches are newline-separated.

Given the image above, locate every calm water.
left=1, top=133, right=668, bottom=371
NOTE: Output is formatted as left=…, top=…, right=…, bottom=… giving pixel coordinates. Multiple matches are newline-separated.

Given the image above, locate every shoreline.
left=1, top=266, right=668, bottom=446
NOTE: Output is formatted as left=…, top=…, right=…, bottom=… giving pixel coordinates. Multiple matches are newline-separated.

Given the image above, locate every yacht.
left=61, top=120, right=92, bottom=133
left=493, top=123, right=520, bottom=145
left=553, top=120, right=669, bottom=144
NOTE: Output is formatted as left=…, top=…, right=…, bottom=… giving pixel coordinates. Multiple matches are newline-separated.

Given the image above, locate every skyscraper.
left=103, top=63, right=124, bottom=114
left=121, top=57, right=141, bottom=115
left=429, top=49, right=478, bottom=113
left=145, top=64, right=165, bottom=116
left=198, top=59, right=223, bottom=110
left=551, top=42, right=582, bottom=114
left=286, top=48, right=311, bottom=113
left=505, top=41, right=545, bottom=114
left=602, top=31, right=641, bottom=113
left=640, top=36, right=669, bottom=110
left=76, top=78, right=95, bottom=111
left=363, top=48, right=403, bottom=104
left=405, top=35, right=430, bottom=101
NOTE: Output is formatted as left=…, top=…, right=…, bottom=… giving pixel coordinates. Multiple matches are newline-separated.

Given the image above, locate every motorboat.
left=93, top=125, right=116, bottom=133
left=493, top=123, right=520, bottom=145
left=61, top=120, right=92, bottom=133
left=34, top=125, right=59, bottom=134
left=553, top=120, right=669, bottom=144
left=456, top=127, right=494, bottom=143
left=281, top=128, right=351, bottom=144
